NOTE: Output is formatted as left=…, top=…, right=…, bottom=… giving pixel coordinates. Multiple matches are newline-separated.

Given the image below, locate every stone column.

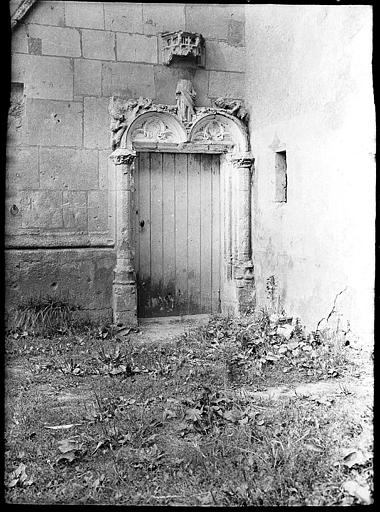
left=231, top=152, right=255, bottom=313
left=109, top=148, right=138, bottom=326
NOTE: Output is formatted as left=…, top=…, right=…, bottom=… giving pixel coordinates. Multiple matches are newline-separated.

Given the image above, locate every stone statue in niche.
left=213, top=98, right=249, bottom=124
left=176, top=79, right=196, bottom=124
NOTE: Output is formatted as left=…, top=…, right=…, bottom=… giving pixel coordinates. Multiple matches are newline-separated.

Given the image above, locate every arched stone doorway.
left=109, top=89, right=254, bottom=325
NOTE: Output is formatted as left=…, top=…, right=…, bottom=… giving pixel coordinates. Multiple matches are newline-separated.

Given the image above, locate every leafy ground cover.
left=4, top=312, right=373, bottom=505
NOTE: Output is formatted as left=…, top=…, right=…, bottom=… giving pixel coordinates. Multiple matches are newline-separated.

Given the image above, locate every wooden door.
left=136, top=152, right=221, bottom=317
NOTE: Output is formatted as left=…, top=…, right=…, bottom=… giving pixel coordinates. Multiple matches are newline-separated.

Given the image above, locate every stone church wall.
left=6, top=1, right=246, bottom=319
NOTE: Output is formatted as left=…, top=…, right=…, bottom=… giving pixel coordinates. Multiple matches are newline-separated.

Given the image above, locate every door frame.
left=109, top=101, right=254, bottom=325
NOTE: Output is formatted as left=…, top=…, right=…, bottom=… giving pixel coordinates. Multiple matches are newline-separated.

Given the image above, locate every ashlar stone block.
left=104, top=3, right=143, bottom=33
left=84, top=97, right=110, bottom=149
left=25, top=99, right=82, bottom=147
left=25, top=24, right=81, bottom=57
left=205, top=41, right=246, bottom=72
left=25, top=1, right=65, bottom=27
left=6, top=146, right=39, bottom=190
left=142, top=3, right=186, bottom=35
left=65, top=1, right=104, bottom=29
left=116, top=33, right=157, bottom=64
left=63, top=191, right=88, bottom=230
left=102, top=62, right=155, bottom=99
left=185, top=4, right=245, bottom=41
left=82, top=29, right=115, bottom=61
left=74, top=59, right=102, bottom=96
left=209, top=71, right=245, bottom=99
left=40, top=147, right=98, bottom=190
left=88, top=190, right=108, bottom=232
left=12, top=54, right=73, bottom=101
left=21, top=190, right=63, bottom=229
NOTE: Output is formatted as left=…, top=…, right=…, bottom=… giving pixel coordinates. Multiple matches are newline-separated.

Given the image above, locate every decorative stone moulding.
left=108, top=80, right=254, bottom=325
left=161, top=30, right=205, bottom=67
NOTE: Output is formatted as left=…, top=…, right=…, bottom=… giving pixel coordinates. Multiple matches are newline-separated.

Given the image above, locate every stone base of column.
left=113, top=283, right=138, bottom=326
left=234, top=260, right=255, bottom=314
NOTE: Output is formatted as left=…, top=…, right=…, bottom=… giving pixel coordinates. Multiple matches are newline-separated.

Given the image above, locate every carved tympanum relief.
left=109, top=81, right=249, bottom=152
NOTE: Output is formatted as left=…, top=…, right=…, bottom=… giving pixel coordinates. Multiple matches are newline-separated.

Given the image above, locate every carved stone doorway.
left=109, top=85, right=255, bottom=326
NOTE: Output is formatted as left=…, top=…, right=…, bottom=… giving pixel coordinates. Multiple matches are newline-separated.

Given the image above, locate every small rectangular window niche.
left=275, top=150, right=287, bottom=202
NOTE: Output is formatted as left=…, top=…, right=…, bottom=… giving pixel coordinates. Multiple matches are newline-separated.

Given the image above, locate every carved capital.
left=110, top=149, right=137, bottom=166
left=230, top=152, right=254, bottom=169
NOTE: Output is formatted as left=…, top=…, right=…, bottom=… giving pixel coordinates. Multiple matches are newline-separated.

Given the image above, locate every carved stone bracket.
left=161, top=31, right=205, bottom=67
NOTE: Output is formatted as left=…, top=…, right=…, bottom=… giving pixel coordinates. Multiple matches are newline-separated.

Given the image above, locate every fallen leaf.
left=342, top=449, right=372, bottom=468
left=45, top=423, right=82, bottom=430
left=58, top=438, right=80, bottom=453
left=343, top=480, right=372, bottom=504
left=185, top=408, right=203, bottom=422
left=304, top=442, right=324, bottom=453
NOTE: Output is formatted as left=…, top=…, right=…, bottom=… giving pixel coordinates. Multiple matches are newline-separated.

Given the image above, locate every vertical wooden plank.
left=200, top=154, right=212, bottom=313
left=187, top=153, right=201, bottom=314
left=137, top=152, right=151, bottom=316
left=150, top=152, right=163, bottom=314
left=162, top=153, right=176, bottom=313
left=211, top=154, right=221, bottom=313
left=174, top=153, right=188, bottom=315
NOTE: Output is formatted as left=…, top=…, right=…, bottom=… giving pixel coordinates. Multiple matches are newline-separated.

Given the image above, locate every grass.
left=4, top=312, right=373, bottom=505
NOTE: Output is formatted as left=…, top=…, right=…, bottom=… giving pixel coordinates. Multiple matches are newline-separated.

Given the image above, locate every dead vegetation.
left=4, top=309, right=373, bottom=505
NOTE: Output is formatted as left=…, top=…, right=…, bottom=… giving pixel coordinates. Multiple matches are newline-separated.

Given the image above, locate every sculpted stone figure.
left=213, top=97, right=249, bottom=124
left=109, top=97, right=152, bottom=150
left=176, top=79, right=196, bottom=123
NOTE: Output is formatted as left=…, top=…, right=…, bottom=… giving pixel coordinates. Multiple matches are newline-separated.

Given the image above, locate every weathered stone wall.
left=6, top=1, right=246, bottom=317
left=245, top=5, right=374, bottom=342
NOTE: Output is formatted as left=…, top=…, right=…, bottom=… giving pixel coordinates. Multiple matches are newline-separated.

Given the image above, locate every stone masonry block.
left=153, top=66, right=193, bottom=105
left=28, top=37, right=42, bottom=55
left=74, top=59, right=102, bottom=96
left=88, top=190, right=108, bottom=232
left=82, top=29, right=115, bottom=61
left=99, top=150, right=114, bottom=190
left=6, top=146, right=39, bottom=190
left=116, top=33, right=157, bottom=64
left=205, top=41, right=246, bottom=72
left=209, top=71, right=245, bottom=99
left=25, top=1, right=65, bottom=27
left=21, top=190, right=63, bottom=228
left=185, top=4, right=245, bottom=41
left=104, top=3, right=143, bottom=33
left=12, top=25, right=28, bottom=53
left=84, top=97, right=110, bottom=149
left=192, top=70, right=211, bottom=107
left=228, top=19, right=245, bottom=46
left=25, top=24, right=81, bottom=57
left=40, top=147, right=98, bottom=190
left=25, top=99, right=82, bottom=146
left=5, top=191, right=23, bottom=234
left=12, top=54, right=73, bottom=101
left=63, top=191, right=88, bottom=230
left=142, top=3, right=186, bottom=35
left=4, top=249, right=115, bottom=315
left=102, top=62, right=155, bottom=98
left=65, top=1, right=104, bottom=29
